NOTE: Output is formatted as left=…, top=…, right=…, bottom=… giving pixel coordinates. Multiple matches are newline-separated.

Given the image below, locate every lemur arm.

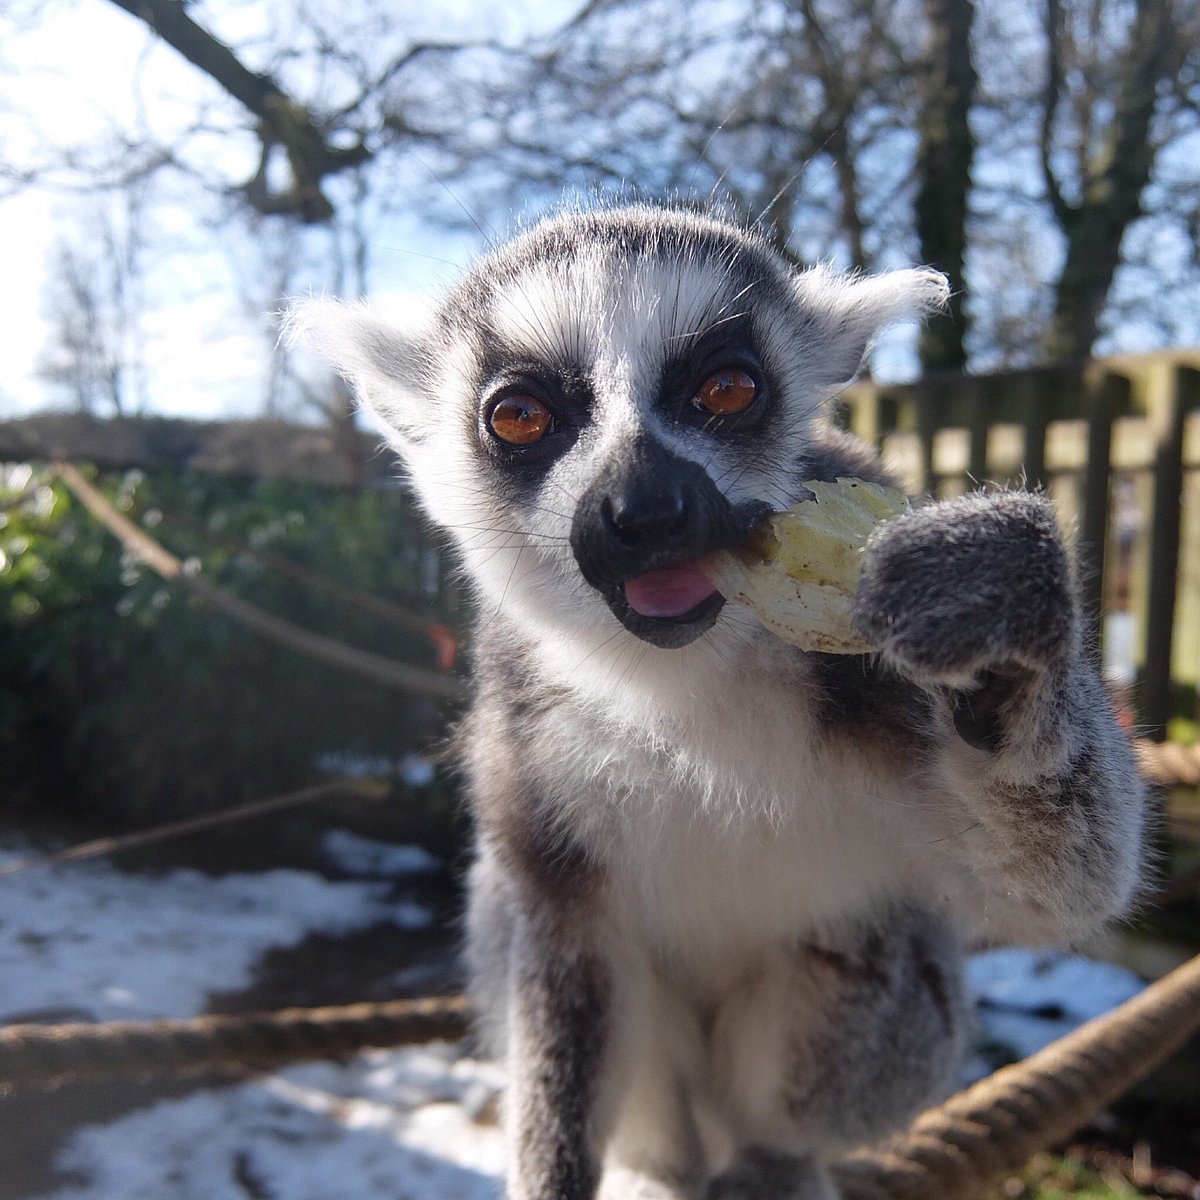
left=853, top=490, right=1147, bottom=942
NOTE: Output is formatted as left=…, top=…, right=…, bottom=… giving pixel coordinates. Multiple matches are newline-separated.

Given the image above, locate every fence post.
left=1139, top=366, right=1200, bottom=741
left=916, top=381, right=949, bottom=497
left=1016, top=370, right=1054, bottom=492
left=965, top=376, right=990, bottom=487
left=1079, top=371, right=1128, bottom=646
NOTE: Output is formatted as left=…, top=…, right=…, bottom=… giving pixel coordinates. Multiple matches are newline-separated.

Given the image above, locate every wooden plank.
left=1016, top=373, right=1050, bottom=490
left=0, top=413, right=393, bottom=488
left=1079, top=372, right=1130, bottom=639
left=1186, top=411, right=1200, bottom=466
left=965, top=376, right=990, bottom=486
left=841, top=380, right=875, bottom=444
left=915, top=381, right=951, bottom=497
left=1044, top=419, right=1089, bottom=471
left=985, top=424, right=1025, bottom=483
left=932, top=427, right=968, bottom=482
left=1139, top=366, right=1199, bottom=740
left=880, top=432, right=922, bottom=494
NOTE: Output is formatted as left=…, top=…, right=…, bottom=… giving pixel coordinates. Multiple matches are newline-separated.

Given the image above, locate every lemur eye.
left=489, top=395, right=552, bottom=445
left=693, top=368, right=757, bottom=416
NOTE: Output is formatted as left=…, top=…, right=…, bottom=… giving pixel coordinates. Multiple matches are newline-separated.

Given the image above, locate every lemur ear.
left=284, top=297, right=434, bottom=446
left=791, top=266, right=950, bottom=389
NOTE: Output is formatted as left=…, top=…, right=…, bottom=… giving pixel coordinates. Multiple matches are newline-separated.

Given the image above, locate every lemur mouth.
left=624, top=562, right=718, bottom=619
left=604, top=567, right=726, bottom=648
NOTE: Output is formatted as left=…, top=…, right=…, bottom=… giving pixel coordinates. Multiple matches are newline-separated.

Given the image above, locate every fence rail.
left=842, top=349, right=1200, bottom=741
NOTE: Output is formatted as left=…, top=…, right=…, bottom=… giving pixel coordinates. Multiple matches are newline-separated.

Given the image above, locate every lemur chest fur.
left=508, top=650, right=950, bottom=985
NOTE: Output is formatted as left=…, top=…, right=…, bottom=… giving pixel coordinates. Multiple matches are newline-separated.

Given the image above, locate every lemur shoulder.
left=293, top=203, right=1147, bottom=1200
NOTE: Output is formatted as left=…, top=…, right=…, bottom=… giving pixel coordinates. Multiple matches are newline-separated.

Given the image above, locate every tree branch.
left=107, top=0, right=370, bottom=221
left=1039, top=0, right=1074, bottom=228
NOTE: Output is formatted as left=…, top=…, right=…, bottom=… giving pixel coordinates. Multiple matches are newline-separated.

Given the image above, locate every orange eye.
left=694, top=368, right=757, bottom=415
left=489, top=395, right=552, bottom=445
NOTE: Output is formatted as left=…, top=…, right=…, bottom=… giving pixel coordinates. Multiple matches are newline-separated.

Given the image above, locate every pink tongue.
left=624, top=563, right=717, bottom=618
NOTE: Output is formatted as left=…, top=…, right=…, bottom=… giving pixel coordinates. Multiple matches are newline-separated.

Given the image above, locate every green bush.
left=0, top=467, right=462, bottom=832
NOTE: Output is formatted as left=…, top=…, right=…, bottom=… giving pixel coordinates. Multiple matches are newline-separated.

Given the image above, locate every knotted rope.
left=0, top=995, right=469, bottom=1095
left=836, top=950, right=1200, bottom=1200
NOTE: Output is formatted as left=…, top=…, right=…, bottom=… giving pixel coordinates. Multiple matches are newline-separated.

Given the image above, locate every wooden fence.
left=3, top=347, right=1198, bottom=740
left=840, top=349, right=1200, bottom=740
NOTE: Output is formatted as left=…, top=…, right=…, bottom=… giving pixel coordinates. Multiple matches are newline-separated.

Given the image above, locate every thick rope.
left=0, top=996, right=469, bottom=1095
left=52, top=462, right=464, bottom=703
left=1, top=954, right=1199, bottom=1200
left=835, top=950, right=1200, bottom=1200
left=0, top=779, right=389, bottom=878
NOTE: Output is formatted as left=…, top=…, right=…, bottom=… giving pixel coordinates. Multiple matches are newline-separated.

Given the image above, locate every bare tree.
left=1035, top=0, right=1197, bottom=360
left=9, top=0, right=1200, bottom=405
left=443, top=0, right=1199, bottom=370
left=37, top=190, right=149, bottom=415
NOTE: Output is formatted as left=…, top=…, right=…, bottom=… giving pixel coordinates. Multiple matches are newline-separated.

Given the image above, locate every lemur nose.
left=571, top=436, right=742, bottom=594
left=603, top=487, right=690, bottom=546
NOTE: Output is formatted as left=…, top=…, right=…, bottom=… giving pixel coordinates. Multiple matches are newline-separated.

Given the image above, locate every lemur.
left=292, top=203, right=1147, bottom=1200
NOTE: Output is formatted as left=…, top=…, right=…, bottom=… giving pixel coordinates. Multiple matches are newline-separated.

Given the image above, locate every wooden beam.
left=1139, top=366, right=1200, bottom=740
left=0, top=413, right=396, bottom=488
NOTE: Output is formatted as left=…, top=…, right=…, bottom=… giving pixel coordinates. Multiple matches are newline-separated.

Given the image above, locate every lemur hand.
left=853, top=493, right=1078, bottom=738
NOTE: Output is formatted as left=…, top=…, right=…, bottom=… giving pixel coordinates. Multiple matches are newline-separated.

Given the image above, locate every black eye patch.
left=658, top=314, right=774, bottom=434
left=472, top=354, right=595, bottom=489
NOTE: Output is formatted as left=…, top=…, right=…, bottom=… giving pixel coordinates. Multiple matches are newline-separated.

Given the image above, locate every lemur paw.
left=853, top=491, right=1077, bottom=688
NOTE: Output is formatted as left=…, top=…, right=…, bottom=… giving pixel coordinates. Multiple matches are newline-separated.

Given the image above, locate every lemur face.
left=292, top=205, right=945, bottom=653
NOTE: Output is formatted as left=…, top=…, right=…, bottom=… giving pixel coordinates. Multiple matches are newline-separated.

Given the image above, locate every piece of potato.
left=703, top=478, right=908, bottom=653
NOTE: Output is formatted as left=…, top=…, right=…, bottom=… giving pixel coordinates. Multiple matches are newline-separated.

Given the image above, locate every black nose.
left=602, top=483, right=689, bottom=547
left=571, top=437, right=738, bottom=590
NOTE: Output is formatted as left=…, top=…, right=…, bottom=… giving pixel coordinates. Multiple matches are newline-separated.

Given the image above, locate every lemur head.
left=292, top=204, right=945, bottom=656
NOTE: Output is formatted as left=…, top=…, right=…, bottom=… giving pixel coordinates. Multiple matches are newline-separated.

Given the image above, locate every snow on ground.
left=49, top=1048, right=506, bottom=1200
left=968, top=947, right=1146, bottom=1062
left=0, top=845, right=431, bottom=1024
left=322, top=829, right=443, bottom=878
left=0, top=833, right=1148, bottom=1198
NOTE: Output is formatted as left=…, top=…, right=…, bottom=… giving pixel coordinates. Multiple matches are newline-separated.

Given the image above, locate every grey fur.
left=291, top=202, right=1147, bottom=1200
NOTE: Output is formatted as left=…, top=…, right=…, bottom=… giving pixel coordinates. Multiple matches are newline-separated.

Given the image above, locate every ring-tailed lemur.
left=292, top=203, right=1146, bottom=1200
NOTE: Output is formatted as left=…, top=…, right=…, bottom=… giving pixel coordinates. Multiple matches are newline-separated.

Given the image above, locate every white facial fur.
left=289, top=206, right=946, bottom=706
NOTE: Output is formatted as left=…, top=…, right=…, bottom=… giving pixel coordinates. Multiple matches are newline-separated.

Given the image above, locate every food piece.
left=704, top=477, right=908, bottom=653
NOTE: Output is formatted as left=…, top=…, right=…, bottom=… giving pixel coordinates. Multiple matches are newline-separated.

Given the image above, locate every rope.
left=0, top=996, right=469, bottom=1095
left=1, top=952, right=1198, bottom=1200
left=152, top=502, right=458, bottom=642
left=835, top=950, right=1200, bottom=1200
left=53, top=462, right=464, bottom=703
left=0, top=779, right=389, bottom=878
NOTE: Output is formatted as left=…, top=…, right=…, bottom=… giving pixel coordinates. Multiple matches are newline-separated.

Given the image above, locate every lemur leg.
left=709, top=905, right=965, bottom=1185
left=601, top=959, right=709, bottom=1200
left=467, top=830, right=613, bottom=1200
left=506, top=903, right=610, bottom=1200
left=854, top=491, right=1147, bottom=941
left=472, top=846, right=705, bottom=1200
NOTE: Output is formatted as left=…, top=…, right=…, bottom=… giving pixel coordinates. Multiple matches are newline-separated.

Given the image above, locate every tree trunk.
left=914, top=0, right=977, bottom=373
left=1040, top=0, right=1186, bottom=362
